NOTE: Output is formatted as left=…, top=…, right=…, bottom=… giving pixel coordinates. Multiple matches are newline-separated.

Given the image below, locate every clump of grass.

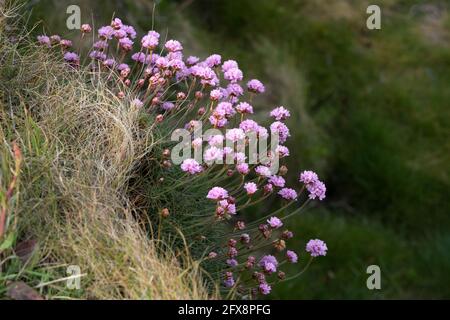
left=0, top=2, right=214, bottom=299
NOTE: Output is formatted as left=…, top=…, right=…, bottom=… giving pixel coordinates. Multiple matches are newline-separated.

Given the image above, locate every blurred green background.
left=28, top=0, right=450, bottom=299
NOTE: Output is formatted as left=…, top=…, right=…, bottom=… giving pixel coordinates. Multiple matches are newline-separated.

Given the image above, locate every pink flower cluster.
left=37, top=17, right=329, bottom=298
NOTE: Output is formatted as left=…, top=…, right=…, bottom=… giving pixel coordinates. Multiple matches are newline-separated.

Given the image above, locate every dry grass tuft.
left=0, top=2, right=215, bottom=299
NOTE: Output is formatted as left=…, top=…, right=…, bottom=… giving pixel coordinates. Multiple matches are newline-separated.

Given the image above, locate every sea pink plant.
left=43, top=17, right=329, bottom=298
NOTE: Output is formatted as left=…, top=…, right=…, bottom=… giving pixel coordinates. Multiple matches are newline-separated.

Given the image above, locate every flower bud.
left=151, top=96, right=160, bottom=105
left=162, top=160, right=172, bottom=168
left=278, top=271, right=286, bottom=280
left=228, top=239, right=237, bottom=247
left=235, top=221, right=246, bottom=230
left=195, top=91, right=203, bottom=100
left=81, top=24, right=92, bottom=33
left=161, top=208, right=170, bottom=218
left=177, top=92, right=186, bottom=100
left=279, top=165, right=288, bottom=176
left=273, top=239, right=286, bottom=251
left=281, top=230, right=294, bottom=240
left=162, top=149, right=171, bottom=158
left=155, top=114, right=164, bottom=123
left=197, top=107, right=206, bottom=116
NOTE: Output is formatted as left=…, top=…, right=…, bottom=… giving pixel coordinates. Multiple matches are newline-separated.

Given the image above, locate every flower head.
left=286, top=250, right=298, bottom=263
left=255, top=165, right=272, bottom=178
left=141, top=31, right=159, bottom=49
left=270, top=121, right=290, bottom=144
left=37, top=35, right=51, bottom=47
left=63, top=52, right=79, bottom=63
left=307, top=180, right=326, bottom=201
left=236, top=163, right=249, bottom=175
left=247, top=79, right=265, bottom=94
left=236, top=102, right=254, bottom=114
left=267, top=217, right=283, bottom=229
left=207, top=187, right=228, bottom=200
left=226, top=128, right=245, bottom=143
left=222, top=59, right=238, bottom=73
left=278, top=188, right=298, bottom=201
left=270, top=106, right=291, bottom=121
left=224, top=67, right=243, bottom=83
left=269, top=175, right=285, bottom=188
left=205, top=54, right=222, bottom=68
left=259, top=283, right=271, bottom=295
left=299, top=170, right=319, bottom=185
left=181, top=158, right=203, bottom=175
left=244, top=182, right=258, bottom=195
left=306, top=239, right=328, bottom=257
left=259, top=255, right=278, bottom=274
left=165, top=39, right=183, bottom=52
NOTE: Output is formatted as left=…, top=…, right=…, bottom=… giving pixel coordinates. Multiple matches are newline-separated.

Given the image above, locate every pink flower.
left=186, top=56, right=200, bottom=66
left=165, top=39, right=183, bottom=52
left=131, top=98, right=143, bottom=108
left=192, top=138, right=203, bottom=149
left=111, top=18, right=123, bottom=29
left=286, top=250, right=298, bottom=263
left=278, top=188, right=298, bottom=200
left=270, top=106, right=291, bottom=121
left=234, top=152, right=246, bottom=164
left=89, top=51, right=107, bottom=61
left=205, top=54, right=222, bottom=68
left=276, top=145, right=290, bottom=158
left=307, top=180, right=326, bottom=201
left=162, top=102, right=175, bottom=111
left=224, top=67, right=243, bottom=83
left=222, top=59, right=238, bottom=73
left=210, top=89, right=224, bottom=101
left=247, top=79, right=265, bottom=94
left=227, top=83, right=244, bottom=96
left=269, top=175, right=285, bottom=188
left=119, top=37, right=133, bottom=51
left=60, top=39, right=72, bottom=48
left=236, top=102, right=254, bottom=114
left=226, top=128, right=245, bottom=143
left=122, top=25, right=137, bottom=39
left=155, top=57, right=169, bottom=69
left=219, top=199, right=236, bottom=215
left=207, top=135, right=224, bottom=147
left=181, top=158, right=203, bottom=175
left=114, top=29, right=127, bottom=39
left=258, top=126, right=269, bottom=139
left=255, top=165, right=272, bottom=178
left=207, top=187, right=229, bottom=200
left=259, top=255, right=278, bottom=274
left=244, top=182, right=258, bottom=195
left=141, top=31, right=159, bottom=49
left=81, top=24, right=92, bottom=33
left=216, top=102, right=235, bottom=118
left=37, top=36, right=50, bottom=47
left=239, top=119, right=259, bottom=133
left=299, top=170, right=319, bottom=185
left=270, top=121, right=290, bottom=144
left=63, top=52, right=79, bottom=63
left=209, top=116, right=228, bottom=128
left=98, top=26, right=114, bottom=39
left=306, top=239, right=328, bottom=257
left=237, top=163, right=249, bottom=175
left=259, top=283, right=271, bottom=295
left=94, top=41, right=108, bottom=50
left=267, top=217, right=283, bottom=229
left=204, top=147, right=224, bottom=164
